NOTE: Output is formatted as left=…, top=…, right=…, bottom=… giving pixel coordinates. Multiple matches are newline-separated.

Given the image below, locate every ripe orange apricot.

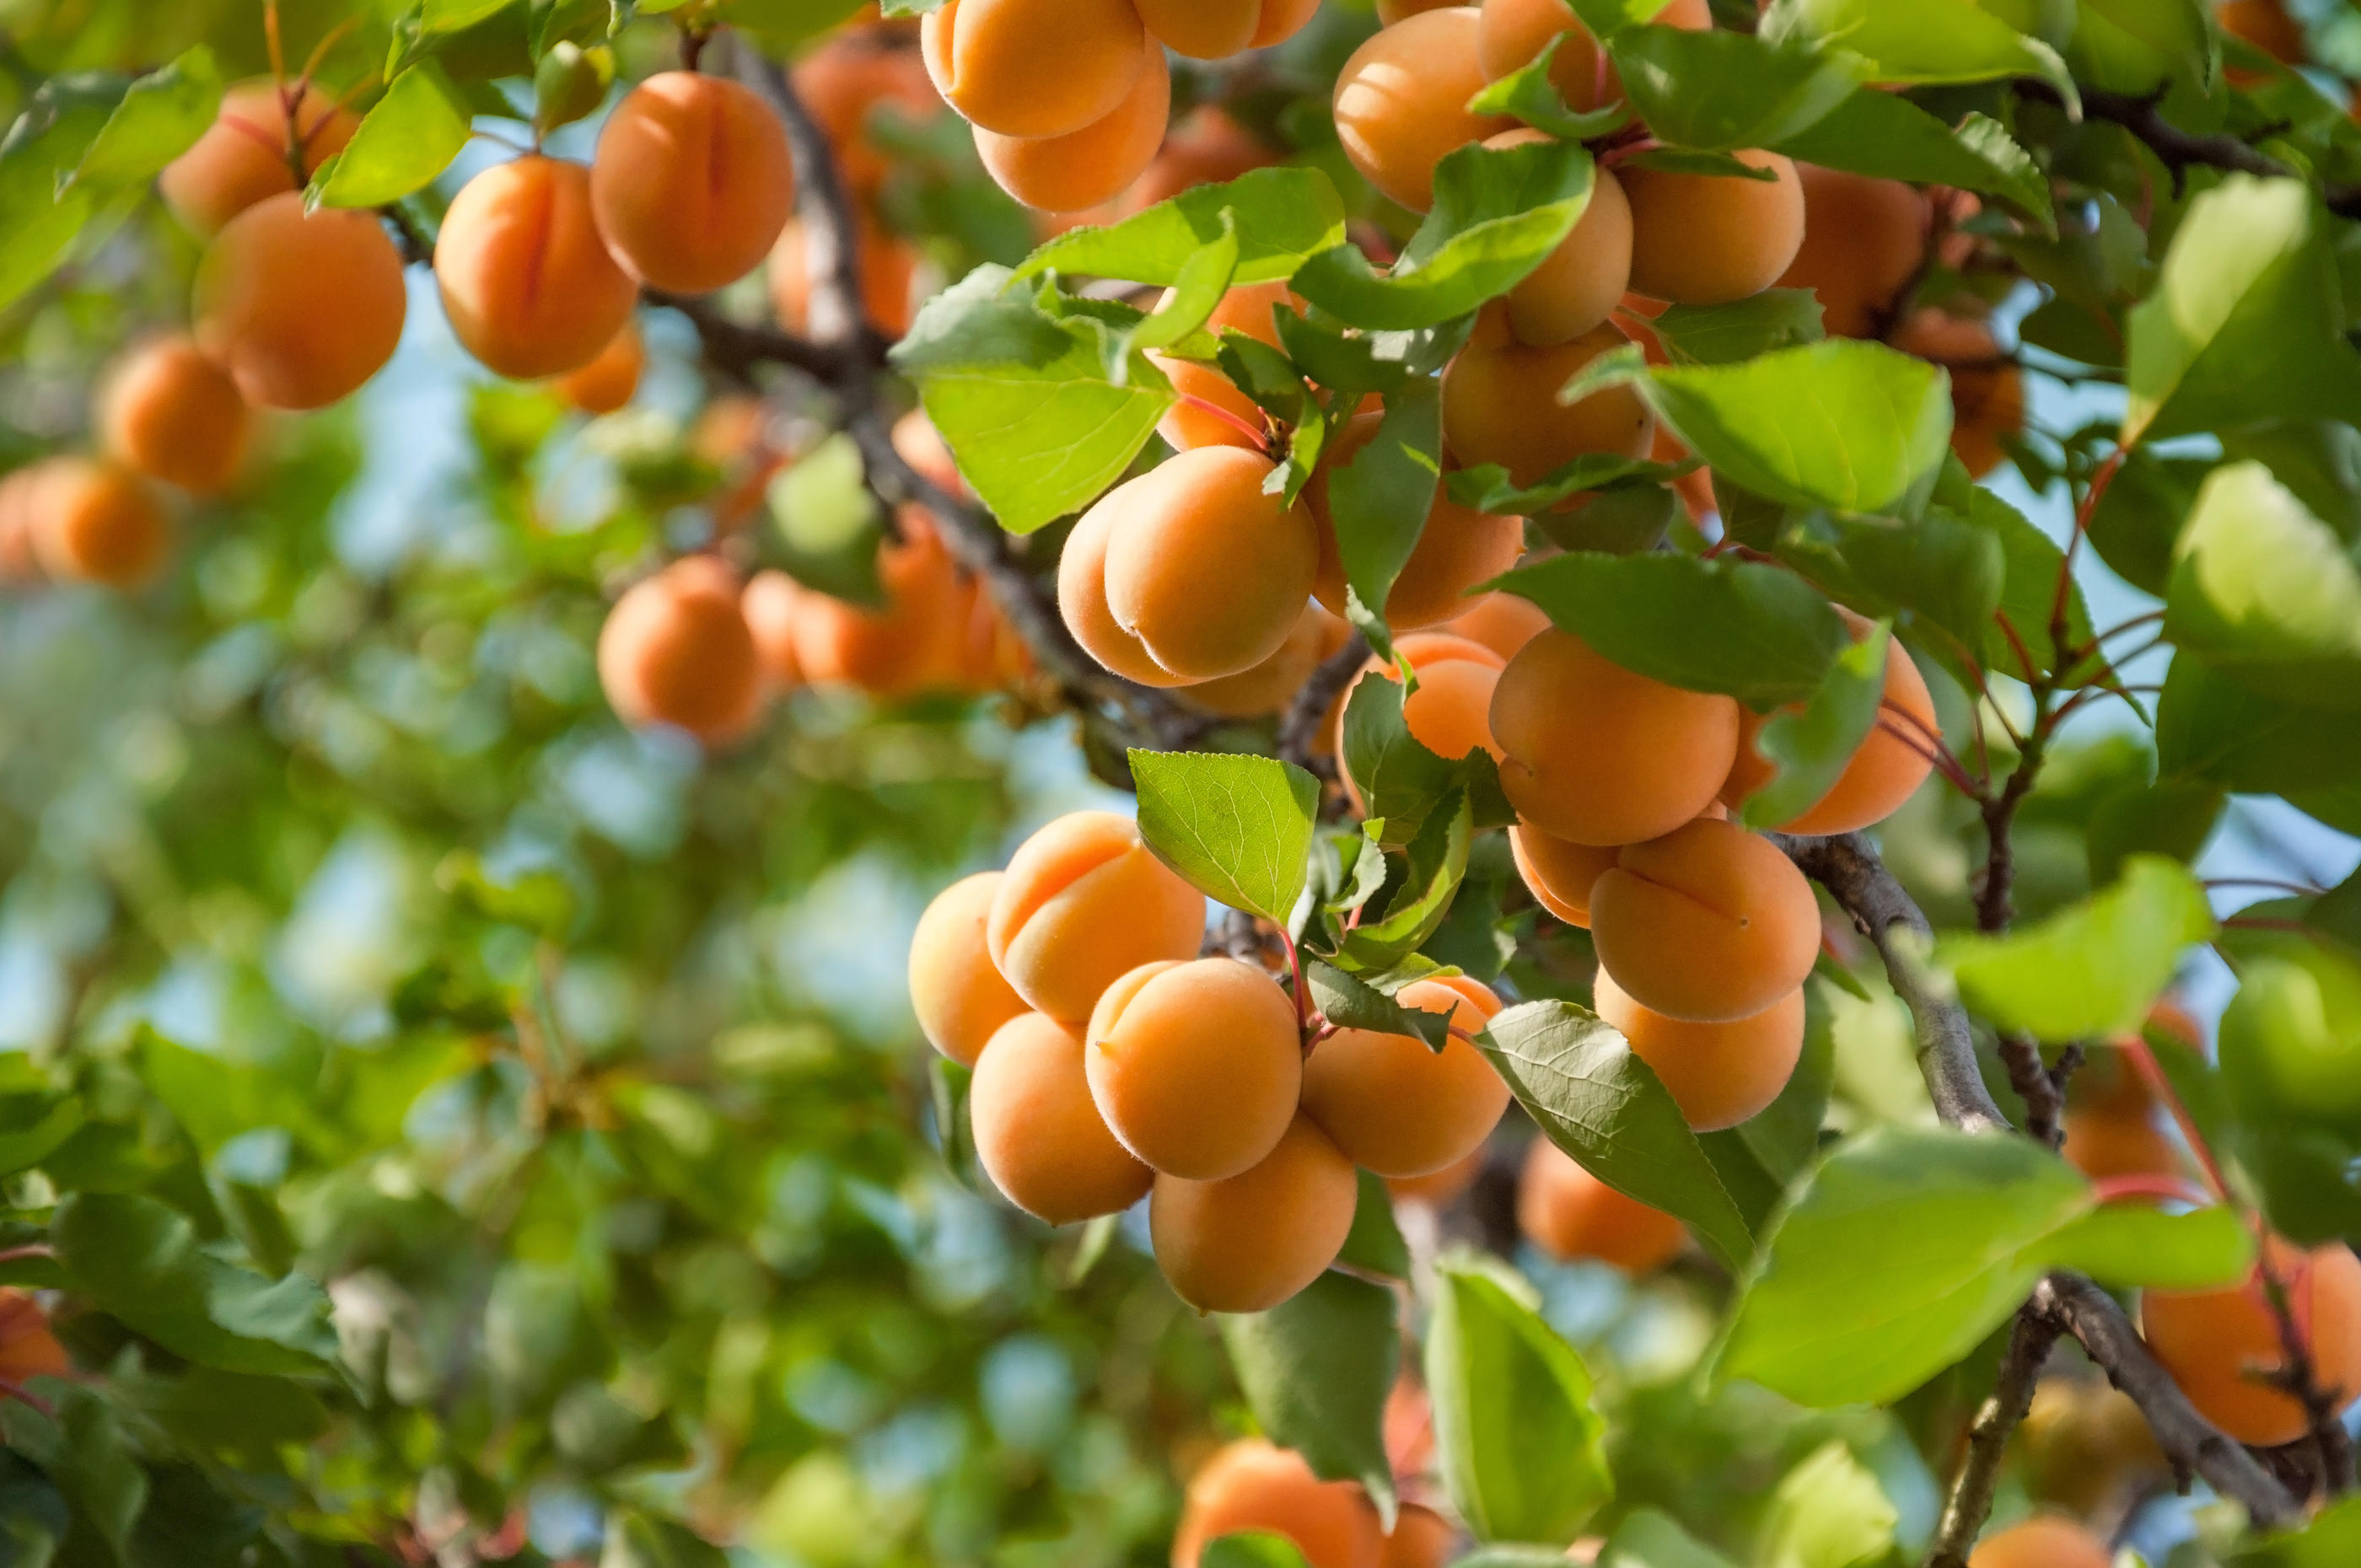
left=1380, top=1505, right=1455, bottom=1568
left=908, top=871, right=1030, bottom=1067
left=1183, top=603, right=1353, bottom=718
left=596, top=556, right=764, bottom=744
left=892, top=410, right=967, bottom=499
left=988, top=811, right=1207, bottom=1022
left=1490, top=629, right=1738, bottom=846
left=1720, top=630, right=1938, bottom=835
left=1150, top=1113, right=1359, bottom=1311
left=0, top=465, right=50, bottom=587
left=1518, top=1137, right=1686, bottom=1273
left=1122, top=108, right=1274, bottom=215
left=795, top=31, right=943, bottom=195
left=1588, top=817, right=1822, bottom=1023
left=1475, top=0, right=1711, bottom=110
left=1509, top=821, right=1620, bottom=928
left=193, top=191, right=407, bottom=411
left=95, top=335, right=252, bottom=495
left=1087, top=957, right=1303, bottom=1179
left=1594, top=970, right=1804, bottom=1131
left=1891, top=309, right=2023, bottom=479
left=789, top=515, right=967, bottom=697
left=159, top=79, right=358, bottom=237
left=1137, top=0, right=1318, bottom=57
left=976, top=42, right=1169, bottom=213
left=1148, top=279, right=1294, bottom=453
left=922, top=0, right=1149, bottom=139
left=1171, top=1439, right=1384, bottom=1568
left=2142, top=1237, right=2361, bottom=1447
left=2061, top=1108, right=2181, bottom=1184
left=1302, top=975, right=1511, bottom=1177
left=1441, top=305, right=1655, bottom=488
left=591, top=72, right=794, bottom=294
left=1339, top=633, right=1508, bottom=784
left=28, top=458, right=171, bottom=589
left=1444, top=592, right=1549, bottom=660
left=1622, top=150, right=1806, bottom=306
left=1387, top=1143, right=1486, bottom=1209
left=1100, top=447, right=1321, bottom=681
left=1332, top=8, right=1511, bottom=213
left=971, top=1011, right=1156, bottom=1222
left=1489, top=131, right=1632, bottom=346
left=1057, top=477, right=1207, bottom=689
left=768, top=212, right=919, bottom=339
left=1776, top=166, right=1930, bottom=339
left=437, top=156, right=639, bottom=379
left=556, top=320, right=645, bottom=415
left=742, top=570, right=804, bottom=694
left=2219, top=0, right=2305, bottom=82
left=1966, top=1517, right=2112, bottom=1568
left=1308, top=413, right=1524, bottom=632
left=0, top=1290, right=70, bottom=1383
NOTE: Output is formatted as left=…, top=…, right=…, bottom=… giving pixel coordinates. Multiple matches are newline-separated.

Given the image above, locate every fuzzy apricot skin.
left=1380, top=1505, right=1456, bottom=1568
left=1150, top=1114, right=1359, bottom=1312
left=1087, top=957, right=1303, bottom=1180
left=1171, top=1440, right=1384, bottom=1568
left=1517, top=1138, right=1686, bottom=1274
left=194, top=192, right=408, bottom=411
left=96, top=335, right=252, bottom=495
left=0, top=1290, right=70, bottom=1383
left=596, top=556, right=764, bottom=744
left=1137, top=0, right=1318, bottom=58
left=1184, top=603, right=1353, bottom=718
left=590, top=72, right=794, bottom=294
left=1594, top=970, right=1804, bottom=1131
left=922, top=0, right=1148, bottom=139
left=159, top=80, right=358, bottom=237
left=0, top=466, right=50, bottom=586
left=1150, top=281, right=1294, bottom=454
left=1444, top=592, right=1550, bottom=660
left=1100, top=447, right=1321, bottom=681
left=557, top=321, right=645, bottom=415
left=2142, top=1238, right=2361, bottom=1447
left=1302, top=975, right=1511, bottom=1177
left=1721, top=632, right=1938, bottom=835
left=1123, top=109, right=1273, bottom=215
left=742, top=571, right=804, bottom=693
left=1776, top=167, right=1930, bottom=339
left=438, top=158, right=639, bottom=379
left=971, top=1012, right=1154, bottom=1222
left=29, top=459, right=172, bottom=589
left=1386, top=1145, right=1486, bottom=1209
left=987, top=811, right=1207, bottom=1023
left=795, top=33, right=942, bottom=196
left=1489, top=131, right=1632, bottom=346
left=1966, top=1517, right=2112, bottom=1568
left=1509, top=822, right=1620, bottom=928
left=1588, top=817, right=1823, bottom=1024
left=1332, top=8, right=1511, bottom=213
left=789, top=516, right=965, bottom=697
left=1057, top=478, right=1206, bottom=689
left=2061, top=1108, right=2181, bottom=1184
left=907, top=871, right=1030, bottom=1067
left=1621, top=150, right=1807, bottom=306
left=1474, top=0, right=1711, bottom=110
left=1490, top=630, right=1738, bottom=846
left=1309, top=412, right=1524, bottom=632
left=1891, top=310, right=2024, bottom=479
left=1442, top=306, right=1656, bottom=488
left=769, top=212, right=918, bottom=340
left=976, top=43, right=1169, bottom=213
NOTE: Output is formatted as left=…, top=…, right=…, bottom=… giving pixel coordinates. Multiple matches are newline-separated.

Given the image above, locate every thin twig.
left=2017, top=79, right=2361, bottom=219
left=1925, top=1302, right=2063, bottom=1568
left=1278, top=631, right=1369, bottom=782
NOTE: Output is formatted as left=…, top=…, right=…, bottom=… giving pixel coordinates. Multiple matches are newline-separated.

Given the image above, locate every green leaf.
left=1758, top=0, right=2079, bottom=105
left=765, top=432, right=885, bottom=606
left=1009, top=168, right=1344, bottom=287
left=1202, top=1534, right=1315, bottom=1568
left=1129, top=750, right=1320, bottom=924
left=2157, top=652, right=2361, bottom=793
left=1647, top=290, right=1826, bottom=367
left=1783, top=508, right=2007, bottom=661
left=1444, top=454, right=1691, bottom=518
left=2229, top=1495, right=2361, bottom=1568
left=1128, top=217, right=1239, bottom=353
left=1601, top=1510, right=1741, bottom=1568
left=422, top=0, right=522, bottom=30
left=1293, top=139, right=1596, bottom=330
left=1466, top=42, right=1632, bottom=142
left=2219, top=946, right=2361, bottom=1134
left=1478, top=1001, right=1755, bottom=1270
left=2086, top=448, right=2209, bottom=597
left=1736, top=623, right=1890, bottom=830
left=310, top=62, right=473, bottom=208
left=1327, top=383, right=1444, bottom=655
left=66, top=47, right=220, bottom=193
left=1489, top=550, right=1852, bottom=708
left=1330, top=794, right=1473, bottom=974
left=1773, top=92, right=2052, bottom=227
left=2086, top=779, right=2225, bottom=883
left=2041, top=1200, right=2256, bottom=1289
left=2165, top=460, right=2361, bottom=712
left=1756, top=1441, right=1896, bottom=1568
left=0, top=1101, right=83, bottom=1179
left=1427, top=1256, right=1611, bottom=1544
left=1935, top=856, right=2218, bottom=1043
left=601, top=1511, right=732, bottom=1568
left=2123, top=176, right=2361, bottom=445
left=0, top=72, right=126, bottom=311
left=1339, top=1170, right=1412, bottom=1280
left=1952, top=484, right=2095, bottom=681
left=1219, top=1271, right=1401, bottom=1525
left=1306, top=961, right=1457, bottom=1052
left=1, top=1386, right=147, bottom=1563
left=1607, top=26, right=1869, bottom=152
left=532, top=41, right=615, bottom=139
left=1339, top=677, right=1460, bottom=846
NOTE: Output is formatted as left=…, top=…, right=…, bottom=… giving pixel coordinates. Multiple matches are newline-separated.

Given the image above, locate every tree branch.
left=2017, top=79, right=2361, bottom=219
left=1277, top=630, right=1368, bottom=782
left=647, top=288, right=860, bottom=383
left=1926, top=1302, right=2063, bottom=1568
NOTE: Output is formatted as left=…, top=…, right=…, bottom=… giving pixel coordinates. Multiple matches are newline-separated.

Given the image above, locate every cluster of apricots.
left=909, top=806, right=1514, bottom=1313
left=1171, top=1438, right=1453, bottom=1568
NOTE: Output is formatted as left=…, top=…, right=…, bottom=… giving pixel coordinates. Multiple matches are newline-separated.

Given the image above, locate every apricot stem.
left=2118, top=1033, right=2230, bottom=1203
left=1174, top=391, right=1271, bottom=450
left=0, top=1244, right=52, bottom=1265
left=2090, top=1172, right=2212, bottom=1207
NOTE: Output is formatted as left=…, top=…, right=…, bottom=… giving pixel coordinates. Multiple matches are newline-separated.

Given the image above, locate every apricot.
left=0, top=1290, right=69, bottom=1383
left=1776, top=167, right=1930, bottom=339
left=437, top=157, right=638, bottom=379
left=1890, top=309, right=2023, bottom=479
left=971, top=1011, right=1155, bottom=1222
left=1339, top=633, right=1507, bottom=784
left=907, top=871, right=1030, bottom=1067
left=1308, top=413, right=1524, bottom=631
left=1058, top=478, right=1207, bottom=689
left=1720, top=630, right=1937, bottom=835
left=1475, top=0, right=1711, bottom=110
left=1490, top=630, right=1738, bottom=846
left=1386, top=1143, right=1486, bottom=1209
left=1150, top=1113, right=1358, bottom=1311
left=2061, top=1108, right=2181, bottom=1184
left=1441, top=305, right=1656, bottom=488
left=1302, top=975, right=1511, bottom=1177
left=768, top=212, right=918, bottom=339
left=2142, top=1237, right=2361, bottom=1447
left=892, top=410, right=967, bottom=499
left=596, top=556, right=763, bottom=744
left=1517, top=1137, right=1686, bottom=1273
left=1488, top=132, right=1632, bottom=346
left=795, top=32, right=943, bottom=195
left=1087, top=957, right=1302, bottom=1179
left=28, top=459, right=171, bottom=589
left=95, top=335, right=252, bottom=495
left=1621, top=150, right=1805, bottom=306
left=1097, top=447, right=1320, bottom=681
left=976, top=42, right=1169, bottom=213
left=940, top=577, right=1034, bottom=693
left=1332, top=8, right=1510, bottom=213
left=1122, top=108, right=1274, bottom=215
left=0, top=466, right=48, bottom=586
left=988, top=811, right=1208, bottom=1022
left=2219, top=0, right=2305, bottom=83
left=1588, top=817, right=1823, bottom=1023
left=193, top=191, right=407, bottom=411
left=591, top=72, right=794, bottom=294
left=1509, top=821, right=1620, bottom=927
left=1966, top=1517, right=2111, bottom=1568
left=922, top=0, right=1149, bottom=139
left=1380, top=1505, right=1455, bottom=1568
left=159, top=79, right=358, bottom=237
left=1594, top=970, right=1804, bottom=1131
left=1444, top=592, right=1549, bottom=661
left=1171, top=1439, right=1384, bottom=1568
left=556, top=320, right=644, bottom=415
left=1184, top=603, right=1353, bottom=718
left=790, top=516, right=966, bottom=697
left=1149, top=279, right=1293, bottom=454
left=1136, top=0, right=1317, bottom=57
left=739, top=571, right=804, bottom=695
